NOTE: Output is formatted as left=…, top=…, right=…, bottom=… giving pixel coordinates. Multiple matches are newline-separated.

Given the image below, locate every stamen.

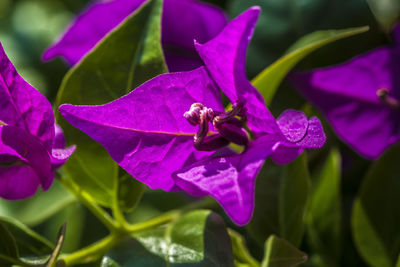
left=214, top=120, right=249, bottom=146
left=194, top=134, right=230, bottom=151
left=377, top=88, right=400, bottom=109
left=213, top=101, right=246, bottom=125
left=0, top=120, right=6, bottom=126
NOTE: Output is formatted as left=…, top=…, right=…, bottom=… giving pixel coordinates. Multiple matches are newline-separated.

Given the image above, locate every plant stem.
left=126, top=210, right=181, bottom=233
left=58, top=176, right=117, bottom=232
left=59, top=234, right=121, bottom=266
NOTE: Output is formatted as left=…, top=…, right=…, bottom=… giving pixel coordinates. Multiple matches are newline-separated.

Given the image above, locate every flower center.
left=377, top=88, right=400, bottom=109
left=0, top=120, right=7, bottom=126
left=184, top=102, right=249, bottom=151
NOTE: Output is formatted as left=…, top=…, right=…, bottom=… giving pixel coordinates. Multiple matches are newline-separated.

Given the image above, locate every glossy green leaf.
left=0, top=216, right=53, bottom=257
left=352, top=144, right=400, bottom=267
left=0, top=179, right=75, bottom=227
left=279, top=153, right=310, bottom=247
left=261, top=235, right=307, bottom=267
left=55, top=0, right=167, bottom=207
left=366, top=0, right=400, bottom=31
left=228, top=229, right=260, bottom=267
left=101, top=257, right=121, bottom=267
left=248, top=154, right=310, bottom=247
left=252, top=26, right=369, bottom=106
left=307, top=149, right=341, bottom=265
left=108, top=210, right=234, bottom=266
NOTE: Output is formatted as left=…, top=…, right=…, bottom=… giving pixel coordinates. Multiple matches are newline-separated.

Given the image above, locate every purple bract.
left=0, top=43, right=75, bottom=200
left=59, top=7, right=325, bottom=225
left=288, top=25, right=400, bottom=159
left=42, top=0, right=227, bottom=72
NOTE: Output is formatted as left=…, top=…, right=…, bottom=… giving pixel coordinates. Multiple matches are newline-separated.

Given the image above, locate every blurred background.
left=0, top=0, right=397, bottom=266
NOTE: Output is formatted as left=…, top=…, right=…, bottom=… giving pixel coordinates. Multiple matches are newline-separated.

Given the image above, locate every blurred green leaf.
left=55, top=0, right=167, bottom=207
left=366, top=0, right=400, bottom=31
left=279, top=153, right=310, bottom=247
left=252, top=26, right=369, bottom=106
left=261, top=235, right=307, bottom=267
left=108, top=210, right=234, bottom=266
left=248, top=154, right=310, bottom=247
left=0, top=216, right=53, bottom=257
left=307, top=149, right=341, bottom=266
left=352, top=144, right=400, bottom=267
left=0, top=222, right=18, bottom=265
left=0, top=179, right=75, bottom=227
left=228, top=229, right=260, bottom=267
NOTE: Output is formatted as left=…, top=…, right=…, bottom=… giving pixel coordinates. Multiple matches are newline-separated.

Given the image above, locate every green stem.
left=126, top=210, right=181, bottom=233
left=59, top=176, right=117, bottom=232
left=60, top=234, right=121, bottom=266
left=111, top=176, right=129, bottom=231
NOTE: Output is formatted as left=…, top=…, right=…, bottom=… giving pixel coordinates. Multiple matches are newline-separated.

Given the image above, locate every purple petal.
left=0, top=165, right=40, bottom=200
left=0, top=43, right=54, bottom=151
left=43, top=0, right=227, bottom=72
left=289, top=47, right=400, bottom=159
left=53, top=124, right=67, bottom=149
left=51, top=124, right=75, bottom=170
left=0, top=126, right=53, bottom=196
left=276, top=109, right=308, bottom=143
left=43, top=0, right=145, bottom=65
left=59, top=67, right=222, bottom=191
left=195, top=7, right=278, bottom=135
left=162, top=0, right=227, bottom=72
left=173, top=135, right=278, bottom=226
left=51, top=146, right=76, bottom=171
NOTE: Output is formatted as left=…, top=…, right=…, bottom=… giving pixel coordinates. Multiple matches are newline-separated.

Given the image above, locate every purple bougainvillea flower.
left=59, top=7, right=325, bottom=225
left=0, top=43, right=75, bottom=200
left=288, top=25, right=400, bottom=159
left=42, top=0, right=227, bottom=72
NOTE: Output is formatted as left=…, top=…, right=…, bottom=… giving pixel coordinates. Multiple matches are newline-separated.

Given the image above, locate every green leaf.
left=352, top=144, right=400, bottom=267
left=307, top=149, right=341, bottom=265
left=279, top=153, right=310, bottom=247
left=116, top=172, right=146, bottom=213
left=261, top=235, right=307, bottom=267
left=108, top=210, right=234, bottom=266
left=0, top=216, right=53, bottom=257
left=228, top=229, right=260, bottom=267
left=248, top=154, right=310, bottom=247
left=101, top=256, right=121, bottom=267
left=0, top=222, right=18, bottom=265
left=251, top=26, right=369, bottom=106
left=55, top=0, right=167, bottom=207
left=366, top=0, right=400, bottom=31
left=0, top=179, right=75, bottom=227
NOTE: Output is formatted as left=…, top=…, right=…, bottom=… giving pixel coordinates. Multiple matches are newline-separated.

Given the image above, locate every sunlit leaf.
left=108, top=210, right=234, bottom=266
left=366, top=0, right=400, bottom=31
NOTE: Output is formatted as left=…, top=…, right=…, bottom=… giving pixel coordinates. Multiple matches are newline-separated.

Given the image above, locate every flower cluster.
left=59, top=7, right=325, bottom=225
left=0, top=43, right=75, bottom=200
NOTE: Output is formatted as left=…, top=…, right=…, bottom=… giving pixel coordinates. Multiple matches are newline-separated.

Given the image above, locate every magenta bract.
left=289, top=25, right=400, bottom=159
left=59, top=7, right=325, bottom=225
left=0, top=43, right=74, bottom=200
